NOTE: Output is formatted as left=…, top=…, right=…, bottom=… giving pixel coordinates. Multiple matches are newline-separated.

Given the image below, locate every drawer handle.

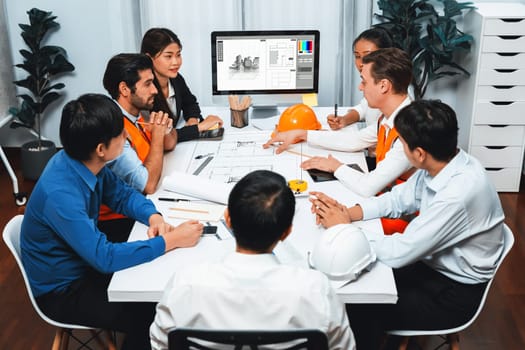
left=492, top=85, right=515, bottom=89
left=497, top=35, right=522, bottom=40
left=500, top=19, right=523, bottom=23
left=495, top=52, right=519, bottom=57
left=485, top=146, right=507, bottom=150
left=494, top=69, right=517, bottom=73
left=487, top=125, right=509, bottom=128
left=490, top=101, right=514, bottom=106
left=485, top=168, right=504, bottom=171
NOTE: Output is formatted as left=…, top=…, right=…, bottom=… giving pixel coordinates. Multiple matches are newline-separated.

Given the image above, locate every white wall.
left=1, top=0, right=524, bottom=147
left=0, top=0, right=140, bottom=146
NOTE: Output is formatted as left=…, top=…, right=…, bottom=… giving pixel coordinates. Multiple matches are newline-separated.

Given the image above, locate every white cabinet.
left=457, top=2, right=525, bottom=192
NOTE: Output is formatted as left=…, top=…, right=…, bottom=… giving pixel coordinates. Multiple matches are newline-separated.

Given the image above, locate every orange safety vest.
left=98, top=116, right=152, bottom=221
left=376, top=116, right=416, bottom=235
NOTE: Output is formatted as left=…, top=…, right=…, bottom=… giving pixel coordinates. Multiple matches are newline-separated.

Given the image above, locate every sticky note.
left=302, top=93, right=318, bottom=107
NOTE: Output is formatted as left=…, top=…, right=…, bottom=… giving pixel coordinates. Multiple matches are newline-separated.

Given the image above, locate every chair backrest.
left=168, top=328, right=329, bottom=350
left=388, top=223, right=515, bottom=336
left=2, top=215, right=90, bottom=330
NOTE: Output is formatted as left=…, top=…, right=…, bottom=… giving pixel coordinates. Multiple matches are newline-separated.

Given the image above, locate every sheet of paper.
left=162, top=171, right=234, bottom=204
left=302, top=93, right=318, bottom=106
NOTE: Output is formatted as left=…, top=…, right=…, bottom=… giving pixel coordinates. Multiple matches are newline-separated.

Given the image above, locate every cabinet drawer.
left=482, top=35, right=525, bottom=52
left=474, top=101, right=525, bottom=124
left=477, top=85, right=525, bottom=101
left=478, top=68, right=525, bottom=85
left=484, top=18, right=525, bottom=35
left=471, top=125, right=525, bottom=146
left=485, top=167, right=521, bottom=192
left=480, top=53, right=525, bottom=69
left=470, top=146, right=523, bottom=167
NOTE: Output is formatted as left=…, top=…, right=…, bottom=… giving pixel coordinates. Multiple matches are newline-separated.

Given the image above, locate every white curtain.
left=138, top=0, right=373, bottom=107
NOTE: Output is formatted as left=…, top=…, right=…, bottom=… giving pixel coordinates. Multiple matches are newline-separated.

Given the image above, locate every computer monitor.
left=211, top=30, right=320, bottom=111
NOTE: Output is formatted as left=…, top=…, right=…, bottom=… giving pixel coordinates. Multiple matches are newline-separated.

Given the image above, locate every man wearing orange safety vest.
left=98, top=53, right=177, bottom=242
left=264, top=48, right=415, bottom=235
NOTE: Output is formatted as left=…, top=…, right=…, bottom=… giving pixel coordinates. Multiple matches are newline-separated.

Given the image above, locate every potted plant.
left=9, top=8, right=75, bottom=180
left=374, top=0, right=475, bottom=99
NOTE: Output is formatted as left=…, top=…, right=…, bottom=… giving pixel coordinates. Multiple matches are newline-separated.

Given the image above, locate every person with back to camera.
left=141, top=27, right=223, bottom=142
left=149, top=170, right=355, bottom=350
left=264, top=48, right=414, bottom=234
left=309, top=100, right=505, bottom=349
left=20, top=94, right=203, bottom=350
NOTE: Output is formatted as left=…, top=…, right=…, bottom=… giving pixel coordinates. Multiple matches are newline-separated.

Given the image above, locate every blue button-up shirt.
left=21, top=150, right=165, bottom=297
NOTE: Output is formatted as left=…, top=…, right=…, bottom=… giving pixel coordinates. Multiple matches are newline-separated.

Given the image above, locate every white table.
left=107, top=106, right=397, bottom=304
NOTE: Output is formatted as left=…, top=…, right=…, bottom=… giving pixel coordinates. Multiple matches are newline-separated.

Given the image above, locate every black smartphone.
left=307, top=163, right=364, bottom=183
left=199, top=127, right=224, bottom=140
left=202, top=225, right=218, bottom=235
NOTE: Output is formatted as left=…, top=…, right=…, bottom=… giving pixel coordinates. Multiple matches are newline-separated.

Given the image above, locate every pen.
left=334, top=103, right=338, bottom=118
left=158, top=197, right=190, bottom=202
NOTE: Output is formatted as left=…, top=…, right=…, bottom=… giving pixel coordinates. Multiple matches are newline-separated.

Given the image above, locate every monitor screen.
left=211, top=30, right=320, bottom=96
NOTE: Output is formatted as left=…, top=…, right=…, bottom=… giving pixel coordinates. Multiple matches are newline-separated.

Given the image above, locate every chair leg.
left=89, top=329, right=117, bottom=350
left=398, top=336, right=409, bottom=350
left=51, top=328, right=64, bottom=350
left=448, top=333, right=460, bottom=350
left=61, top=330, right=70, bottom=350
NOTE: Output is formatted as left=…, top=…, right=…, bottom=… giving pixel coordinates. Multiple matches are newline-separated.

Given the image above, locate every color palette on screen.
left=298, top=40, right=313, bottom=54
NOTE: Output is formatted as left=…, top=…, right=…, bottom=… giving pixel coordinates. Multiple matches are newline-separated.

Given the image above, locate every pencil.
left=284, top=149, right=313, bottom=158
left=169, top=207, right=209, bottom=214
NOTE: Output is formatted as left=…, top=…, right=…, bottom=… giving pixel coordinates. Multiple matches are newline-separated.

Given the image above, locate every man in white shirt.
left=150, top=170, right=355, bottom=350
left=264, top=48, right=413, bottom=199
left=309, top=100, right=505, bottom=349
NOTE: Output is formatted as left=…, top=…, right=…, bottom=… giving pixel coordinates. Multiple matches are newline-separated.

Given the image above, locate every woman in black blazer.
left=141, top=28, right=223, bottom=142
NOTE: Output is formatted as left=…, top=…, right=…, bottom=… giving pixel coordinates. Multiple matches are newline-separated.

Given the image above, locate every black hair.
left=140, top=28, right=183, bottom=120
left=394, top=100, right=458, bottom=162
left=140, top=27, right=182, bottom=57
left=353, top=27, right=394, bottom=50
left=60, top=94, right=123, bottom=161
left=102, top=53, right=154, bottom=100
left=228, top=170, right=295, bottom=253
left=361, top=48, right=412, bottom=95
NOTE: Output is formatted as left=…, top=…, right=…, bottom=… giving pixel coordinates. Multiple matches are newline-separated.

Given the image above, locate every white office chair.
left=2, top=215, right=116, bottom=350
left=386, top=223, right=515, bottom=350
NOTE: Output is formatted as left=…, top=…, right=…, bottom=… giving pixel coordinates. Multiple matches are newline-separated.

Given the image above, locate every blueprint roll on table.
left=162, top=171, right=234, bottom=205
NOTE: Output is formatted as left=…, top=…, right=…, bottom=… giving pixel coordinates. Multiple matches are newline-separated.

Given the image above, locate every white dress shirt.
left=150, top=252, right=355, bottom=350
left=349, top=97, right=382, bottom=126
left=359, top=149, right=505, bottom=284
left=307, top=97, right=413, bottom=197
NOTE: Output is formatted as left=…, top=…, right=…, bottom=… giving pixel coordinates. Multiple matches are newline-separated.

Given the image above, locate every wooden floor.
left=1, top=148, right=524, bottom=349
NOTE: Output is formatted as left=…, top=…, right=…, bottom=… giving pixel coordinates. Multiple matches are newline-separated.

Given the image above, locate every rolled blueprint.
left=162, top=171, right=234, bottom=204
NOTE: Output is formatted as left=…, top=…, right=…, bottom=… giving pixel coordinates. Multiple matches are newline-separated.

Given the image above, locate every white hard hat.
left=308, top=223, right=376, bottom=282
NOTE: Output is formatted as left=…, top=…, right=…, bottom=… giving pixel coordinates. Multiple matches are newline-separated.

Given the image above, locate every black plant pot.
left=21, top=140, right=57, bottom=180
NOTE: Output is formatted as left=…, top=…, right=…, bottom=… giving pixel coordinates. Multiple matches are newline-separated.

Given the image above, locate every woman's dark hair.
left=60, top=94, right=123, bottom=161
left=395, top=99, right=458, bottom=162
left=353, top=27, right=394, bottom=50
left=228, top=170, right=295, bottom=253
left=141, top=27, right=182, bottom=57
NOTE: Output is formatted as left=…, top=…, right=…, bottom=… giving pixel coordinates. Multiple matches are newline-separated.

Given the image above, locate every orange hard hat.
left=276, top=104, right=321, bottom=132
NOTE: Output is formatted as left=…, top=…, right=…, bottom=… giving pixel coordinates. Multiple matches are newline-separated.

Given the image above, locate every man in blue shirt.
left=21, top=94, right=203, bottom=350
left=310, top=100, right=505, bottom=349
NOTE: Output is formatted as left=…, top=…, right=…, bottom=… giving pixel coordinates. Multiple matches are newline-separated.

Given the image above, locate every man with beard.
left=99, top=53, right=178, bottom=241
